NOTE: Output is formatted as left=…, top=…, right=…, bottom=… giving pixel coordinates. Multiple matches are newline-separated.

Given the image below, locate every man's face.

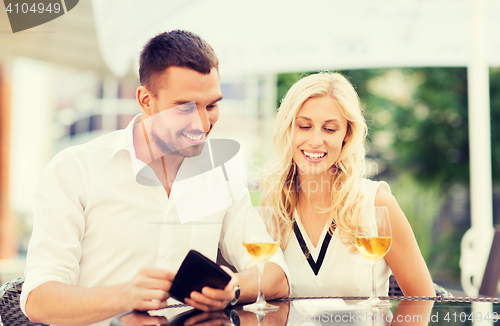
left=147, top=66, right=222, bottom=157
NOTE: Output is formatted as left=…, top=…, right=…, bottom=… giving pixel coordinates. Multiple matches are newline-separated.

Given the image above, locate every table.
left=110, top=296, right=500, bottom=326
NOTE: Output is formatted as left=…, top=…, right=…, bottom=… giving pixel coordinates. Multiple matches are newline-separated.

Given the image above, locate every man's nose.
left=196, top=108, right=211, bottom=132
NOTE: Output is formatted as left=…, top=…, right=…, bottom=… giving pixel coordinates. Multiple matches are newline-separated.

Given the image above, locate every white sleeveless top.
left=280, top=179, right=392, bottom=297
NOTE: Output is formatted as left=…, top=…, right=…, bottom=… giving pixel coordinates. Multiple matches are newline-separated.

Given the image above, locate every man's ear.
left=136, top=86, right=154, bottom=116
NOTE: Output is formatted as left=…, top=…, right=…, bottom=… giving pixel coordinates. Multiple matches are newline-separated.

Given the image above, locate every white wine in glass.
left=242, top=243, right=280, bottom=262
left=355, top=206, right=393, bottom=307
left=242, top=211, right=280, bottom=313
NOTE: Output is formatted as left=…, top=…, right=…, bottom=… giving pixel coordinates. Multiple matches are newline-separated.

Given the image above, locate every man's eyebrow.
left=209, top=96, right=224, bottom=105
left=173, top=96, right=224, bottom=107
left=173, top=100, right=196, bottom=106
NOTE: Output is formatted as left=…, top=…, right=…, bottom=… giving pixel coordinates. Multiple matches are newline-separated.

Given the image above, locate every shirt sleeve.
left=20, top=150, right=88, bottom=315
left=218, top=192, right=291, bottom=295
left=378, top=180, right=392, bottom=194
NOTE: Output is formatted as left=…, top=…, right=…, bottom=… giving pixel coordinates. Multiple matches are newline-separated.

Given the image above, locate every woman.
left=260, top=72, right=435, bottom=297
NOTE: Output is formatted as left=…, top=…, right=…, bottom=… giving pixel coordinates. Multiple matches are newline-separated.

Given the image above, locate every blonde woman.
left=260, top=72, right=435, bottom=297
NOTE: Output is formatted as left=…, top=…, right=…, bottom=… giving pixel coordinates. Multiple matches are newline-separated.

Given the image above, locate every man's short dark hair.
left=139, top=30, right=219, bottom=95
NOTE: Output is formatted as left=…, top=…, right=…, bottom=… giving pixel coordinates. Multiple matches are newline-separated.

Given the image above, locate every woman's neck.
left=296, top=171, right=333, bottom=209
left=296, top=172, right=335, bottom=247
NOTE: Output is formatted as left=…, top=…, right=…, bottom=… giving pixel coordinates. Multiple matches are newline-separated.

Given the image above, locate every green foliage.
left=388, top=174, right=444, bottom=265
left=276, top=72, right=305, bottom=109
left=397, top=68, right=469, bottom=184
left=250, top=190, right=262, bottom=206
left=430, top=223, right=468, bottom=281
left=490, top=68, right=500, bottom=183
left=346, top=68, right=470, bottom=185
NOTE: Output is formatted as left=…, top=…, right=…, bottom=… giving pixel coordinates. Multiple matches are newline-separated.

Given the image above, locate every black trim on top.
left=293, top=221, right=333, bottom=275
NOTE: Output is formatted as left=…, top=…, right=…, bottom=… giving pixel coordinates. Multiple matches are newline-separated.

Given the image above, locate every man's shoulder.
left=51, top=129, right=128, bottom=165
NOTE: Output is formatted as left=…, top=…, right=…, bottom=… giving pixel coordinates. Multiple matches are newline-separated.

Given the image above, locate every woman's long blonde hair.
left=260, top=72, right=368, bottom=249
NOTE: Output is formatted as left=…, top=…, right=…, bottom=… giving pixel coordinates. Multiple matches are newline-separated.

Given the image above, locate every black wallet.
left=169, top=250, right=231, bottom=303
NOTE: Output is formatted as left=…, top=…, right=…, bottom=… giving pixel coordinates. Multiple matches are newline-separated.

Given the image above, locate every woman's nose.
left=307, top=130, right=323, bottom=148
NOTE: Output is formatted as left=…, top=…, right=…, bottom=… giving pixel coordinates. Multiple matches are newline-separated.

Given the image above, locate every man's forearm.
left=25, top=281, right=128, bottom=326
left=237, top=263, right=289, bottom=303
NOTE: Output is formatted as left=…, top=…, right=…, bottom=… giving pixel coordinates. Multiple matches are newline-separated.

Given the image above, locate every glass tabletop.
left=110, top=297, right=500, bottom=326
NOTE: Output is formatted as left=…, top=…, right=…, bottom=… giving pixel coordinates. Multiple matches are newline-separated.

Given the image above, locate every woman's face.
left=291, top=96, right=349, bottom=175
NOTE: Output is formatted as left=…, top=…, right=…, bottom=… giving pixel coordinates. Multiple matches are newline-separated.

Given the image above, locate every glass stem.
left=256, top=313, right=266, bottom=325
left=371, top=260, right=377, bottom=299
left=255, top=261, right=265, bottom=304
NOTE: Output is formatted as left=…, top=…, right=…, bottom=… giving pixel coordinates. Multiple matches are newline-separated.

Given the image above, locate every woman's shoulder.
left=359, top=178, right=395, bottom=206
left=360, top=178, right=391, bottom=192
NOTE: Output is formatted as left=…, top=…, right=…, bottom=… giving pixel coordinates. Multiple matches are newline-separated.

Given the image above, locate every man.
left=21, top=30, right=289, bottom=326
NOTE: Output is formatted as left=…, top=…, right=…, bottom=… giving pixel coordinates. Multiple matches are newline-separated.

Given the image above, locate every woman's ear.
left=136, top=86, right=154, bottom=116
left=343, top=129, right=351, bottom=147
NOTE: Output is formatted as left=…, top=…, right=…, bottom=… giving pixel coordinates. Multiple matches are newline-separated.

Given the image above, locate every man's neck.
left=132, top=118, right=185, bottom=196
left=149, top=154, right=184, bottom=197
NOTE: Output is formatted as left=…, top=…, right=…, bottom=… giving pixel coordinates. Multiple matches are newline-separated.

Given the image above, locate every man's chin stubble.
left=169, top=144, right=204, bottom=158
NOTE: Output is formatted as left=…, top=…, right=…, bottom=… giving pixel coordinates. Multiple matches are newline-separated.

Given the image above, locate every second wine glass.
left=355, top=206, right=393, bottom=307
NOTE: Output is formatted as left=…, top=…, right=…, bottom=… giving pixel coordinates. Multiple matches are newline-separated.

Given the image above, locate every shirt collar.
left=108, top=113, right=152, bottom=183
left=110, top=113, right=142, bottom=158
left=125, top=114, right=151, bottom=180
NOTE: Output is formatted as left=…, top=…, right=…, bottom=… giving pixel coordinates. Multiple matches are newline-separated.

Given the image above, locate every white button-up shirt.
left=21, top=115, right=290, bottom=326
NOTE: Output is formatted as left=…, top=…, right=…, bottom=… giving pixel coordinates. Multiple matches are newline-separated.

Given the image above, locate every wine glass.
left=355, top=206, right=393, bottom=307
left=242, top=210, right=281, bottom=313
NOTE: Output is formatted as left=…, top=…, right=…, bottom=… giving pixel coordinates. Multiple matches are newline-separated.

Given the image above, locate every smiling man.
left=21, top=30, right=290, bottom=326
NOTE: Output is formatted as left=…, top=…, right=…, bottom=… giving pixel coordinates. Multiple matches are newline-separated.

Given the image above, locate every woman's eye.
left=325, top=128, right=336, bottom=133
left=299, top=126, right=311, bottom=130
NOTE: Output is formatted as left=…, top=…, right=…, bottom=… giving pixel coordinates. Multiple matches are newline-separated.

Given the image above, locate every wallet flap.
left=169, top=250, right=231, bottom=303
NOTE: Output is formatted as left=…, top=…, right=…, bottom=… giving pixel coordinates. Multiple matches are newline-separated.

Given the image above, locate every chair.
left=389, top=274, right=454, bottom=297
left=0, top=277, right=48, bottom=326
left=479, top=225, right=500, bottom=297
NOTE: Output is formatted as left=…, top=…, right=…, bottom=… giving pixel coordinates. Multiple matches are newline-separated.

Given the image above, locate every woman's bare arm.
left=376, top=188, right=436, bottom=296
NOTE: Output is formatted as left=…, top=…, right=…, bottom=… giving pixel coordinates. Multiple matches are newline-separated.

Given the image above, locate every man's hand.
left=184, top=266, right=239, bottom=311
left=123, top=267, right=175, bottom=311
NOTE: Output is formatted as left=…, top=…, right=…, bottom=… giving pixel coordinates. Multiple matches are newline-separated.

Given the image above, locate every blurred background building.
left=1, top=0, right=499, bottom=296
